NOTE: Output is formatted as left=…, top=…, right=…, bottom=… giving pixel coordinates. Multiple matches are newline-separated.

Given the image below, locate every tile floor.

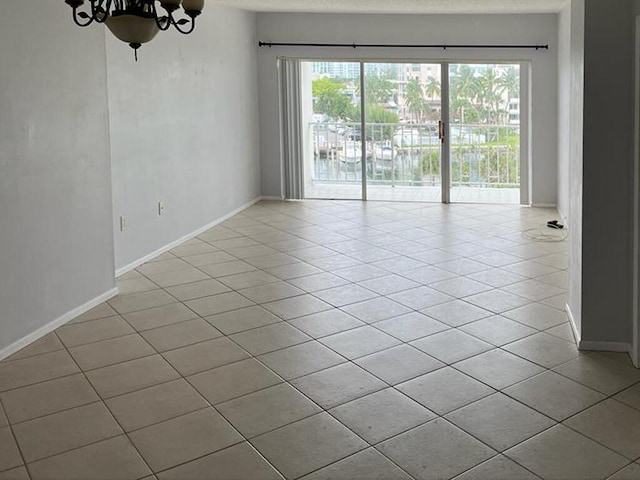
left=0, top=200, right=639, bottom=480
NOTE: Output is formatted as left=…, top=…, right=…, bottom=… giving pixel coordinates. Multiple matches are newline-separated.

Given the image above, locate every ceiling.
left=210, top=0, right=569, bottom=14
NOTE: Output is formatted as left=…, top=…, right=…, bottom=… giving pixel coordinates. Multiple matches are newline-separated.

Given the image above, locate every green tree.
left=362, top=75, right=395, bottom=105
left=425, top=76, right=441, bottom=101
left=312, top=78, right=353, bottom=119
left=405, top=78, right=427, bottom=123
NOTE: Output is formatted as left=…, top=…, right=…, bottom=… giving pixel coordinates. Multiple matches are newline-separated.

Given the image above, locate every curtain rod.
left=258, top=41, right=549, bottom=50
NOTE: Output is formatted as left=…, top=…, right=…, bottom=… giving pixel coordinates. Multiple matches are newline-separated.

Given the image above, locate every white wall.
left=557, top=5, right=571, bottom=222
left=0, top=1, right=115, bottom=356
left=567, top=0, right=585, bottom=341
left=579, top=0, right=634, bottom=346
left=256, top=13, right=559, bottom=205
left=108, top=5, right=260, bottom=271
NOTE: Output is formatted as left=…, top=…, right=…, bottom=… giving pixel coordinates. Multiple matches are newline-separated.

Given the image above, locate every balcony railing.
left=308, top=122, right=520, bottom=189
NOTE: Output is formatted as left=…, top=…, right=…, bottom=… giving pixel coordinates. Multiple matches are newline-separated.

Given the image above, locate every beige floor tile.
left=123, top=303, right=197, bottom=332
left=357, top=274, right=420, bottom=296
left=164, top=278, right=231, bottom=302
left=468, top=268, right=528, bottom=288
left=0, top=466, right=29, bottom=480
left=108, top=290, right=177, bottom=315
left=301, top=448, right=411, bottom=480
left=374, top=312, right=449, bottom=342
left=465, top=290, right=531, bottom=314
left=0, top=373, right=99, bottom=424
left=264, top=262, right=323, bottom=280
left=397, top=367, right=495, bottom=415
left=288, top=272, right=351, bottom=293
left=355, top=344, right=444, bottom=385
left=227, top=245, right=279, bottom=260
left=446, top=393, right=555, bottom=451
left=245, top=253, right=302, bottom=269
left=502, top=279, right=566, bottom=302
left=615, top=383, right=640, bottom=411
left=105, top=379, right=209, bottom=432
left=218, top=383, right=322, bottom=438
left=502, top=302, right=568, bottom=330
left=565, top=399, right=640, bottom=460
left=205, top=306, right=282, bottom=335
left=330, top=388, right=435, bottom=444
left=141, top=318, right=221, bottom=352
left=291, top=363, right=387, bottom=409
left=182, top=251, right=236, bottom=267
left=607, top=463, right=640, bottom=480
left=341, top=297, right=412, bottom=323
left=69, top=333, right=155, bottom=370
left=0, top=427, right=22, bottom=472
left=504, top=371, right=605, bottom=421
left=163, top=337, right=249, bottom=376
left=388, top=286, right=454, bottom=310
left=313, top=285, right=378, bottom=308
left=170, top=242, right=219, bottom=258
left=431, top=277, right=493, bottom=298
left=116, top=276, right=159, bottom=295
left=258, top=342, right=346, bottom=380
left=263, top=295, right=333, bottom=320
left=157, top=442, right=283, bottom=480
left=144, top=267, right=210, bottom=288
left=307, top=254, right=362, bottom=271
left=540, top=293, right=568, bottom=310
left=0, top=350, right=79, bottom=392
left=56, top=316, right=134, bottom=348
left=252, top=413, right=367, bottom=479
left=454, top=349, right=545, bottom=390
left=13, top=402, right=121, bottom=462
left=545, top=322, right=577, bottom=343
left=411, top=329, right=493, bottom=365
left=288, top=310, right=365, bottom=338
left=378, top=418, right=496, bottom=480
left=86, top=355, right=180, bottom=399
left=505, top=425, right=627, bottom=480
left=137, top=258, right=190, bottom=275
left=502, top=260, right=559, bottom=278
left=333, top=264, right=388, bottom=282
left=553, top=354, right=640, bottom=395
left=198, top=260, right=257, bottom=278
left=4, top=333, right=64, bottom=362
left=320, top=326, right=400, bottom=360
left=454, top=455, right=539, bottom=480
left=230, top=323, right=311, bottom=356
left=185, top=292, right=254, bottom=317
left=217, top=271, right=282, bottom=290
left=238, top=282, right=305, bottom=304
left=436, top=258, right=491, bottom=276
left=70, top=303, right=118, bottom=324
left=129, top=408, right=242, bottom=472
left=399, top=265, right=457, bottom=284
left=27, top=435, right=151, bottom=480
left=0, top=407, right=6, bottom=428
left=421, top=300, right=492, bottom=327
left=188, top=358, right=282, bottom=405
left=502, top=332, right=580, bottom=368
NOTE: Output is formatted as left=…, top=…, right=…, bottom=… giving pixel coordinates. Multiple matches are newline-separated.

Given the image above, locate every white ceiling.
left=211, top=0, right=569, bottom=14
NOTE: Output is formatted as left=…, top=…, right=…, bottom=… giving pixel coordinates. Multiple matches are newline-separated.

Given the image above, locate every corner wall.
left=107, top=5, right=261, bottom=271
left=0, top=1, right=116, bottom=355
left=256, top=13, right=559, bottom=205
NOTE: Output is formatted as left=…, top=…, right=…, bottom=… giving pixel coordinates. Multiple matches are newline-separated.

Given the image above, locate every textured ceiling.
left=210, top=0, right=569, bottom=14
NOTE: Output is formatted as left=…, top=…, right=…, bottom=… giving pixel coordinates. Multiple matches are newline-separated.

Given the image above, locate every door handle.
left=438, top=120, right=445, bottom=144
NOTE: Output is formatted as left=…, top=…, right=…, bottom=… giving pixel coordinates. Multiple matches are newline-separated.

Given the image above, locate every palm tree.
left=425, top=76, right=441, bottom=101
left=405, top=77, right=426, bottom=123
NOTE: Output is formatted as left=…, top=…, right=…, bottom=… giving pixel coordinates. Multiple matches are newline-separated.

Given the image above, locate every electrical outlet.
left=120, top=215, right=127, bottom=232
left=158, top=201, right=165, bottom=216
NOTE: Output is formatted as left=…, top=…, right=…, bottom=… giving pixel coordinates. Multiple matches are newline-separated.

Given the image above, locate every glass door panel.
left=448, top=63, right=521, bottom=204
left=364, top=63, right=443, bottom=202
left=302, top=61, right=363, bottom=200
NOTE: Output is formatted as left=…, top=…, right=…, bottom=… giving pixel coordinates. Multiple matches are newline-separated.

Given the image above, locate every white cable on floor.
left=522, top=223, right=569, bottom=242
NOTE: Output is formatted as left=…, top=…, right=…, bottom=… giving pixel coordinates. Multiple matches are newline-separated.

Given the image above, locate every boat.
left=338, top=141, right=365, bottom=163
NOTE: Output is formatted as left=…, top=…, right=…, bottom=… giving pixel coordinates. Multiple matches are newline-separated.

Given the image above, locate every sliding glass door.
left=300, top=60, right=524, bottom=204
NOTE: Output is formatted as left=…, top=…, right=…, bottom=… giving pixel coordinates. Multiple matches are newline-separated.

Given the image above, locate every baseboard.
left=565, top=303, right=581, bottom=345
left=0, top=287, right=119, bottom=362
left=578, top=340, right=633, bottom=354
left=531, top=203, right=558, bottom=209
left=116, top=196, right=263, bottom=278
left=260, top=195, right=285, bottom=201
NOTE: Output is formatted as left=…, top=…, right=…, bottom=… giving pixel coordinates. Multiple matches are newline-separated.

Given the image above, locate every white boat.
left=374, top=145, right=395, bottom=161
left=339, top=141, right=364, bottom=163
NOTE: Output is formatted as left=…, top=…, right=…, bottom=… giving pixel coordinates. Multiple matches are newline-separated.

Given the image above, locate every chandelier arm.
left=151, top=2, right=173, bottom=31
left=90, top=0, right=111, bottom=24
left=172, top=17, right=196, bottom=35
left=71, top=6, right=96, bottom=27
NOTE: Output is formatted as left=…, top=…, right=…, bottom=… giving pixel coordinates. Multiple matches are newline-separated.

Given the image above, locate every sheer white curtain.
left=278, top=58, right=304, bottom=200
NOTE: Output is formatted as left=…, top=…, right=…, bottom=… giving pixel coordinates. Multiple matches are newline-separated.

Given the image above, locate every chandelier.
left=65, top=0, right=205, bottom=59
